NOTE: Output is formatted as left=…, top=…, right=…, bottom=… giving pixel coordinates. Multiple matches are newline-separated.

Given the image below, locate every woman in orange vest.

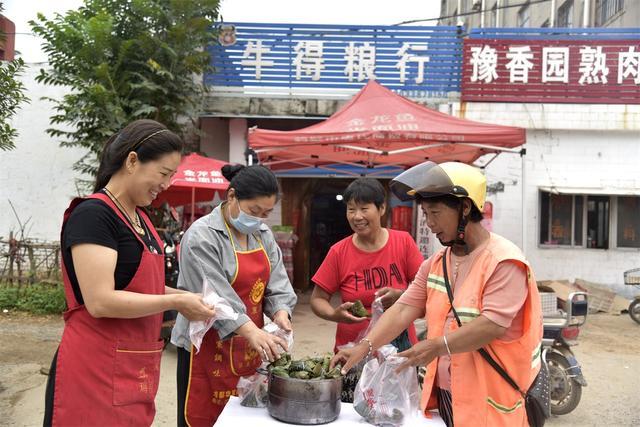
left=333, top=161, right=543, bottom=427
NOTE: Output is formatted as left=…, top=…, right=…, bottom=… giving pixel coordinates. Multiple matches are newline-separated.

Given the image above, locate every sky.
left=3, top=0, right=440, bottom=63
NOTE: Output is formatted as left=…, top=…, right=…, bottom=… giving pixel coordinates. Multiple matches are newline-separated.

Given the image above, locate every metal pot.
left=262, top=369, right=342, bottom=425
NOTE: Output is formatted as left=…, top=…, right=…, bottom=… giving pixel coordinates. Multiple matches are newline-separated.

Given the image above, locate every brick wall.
left=0, top=15, right=16, bottom=61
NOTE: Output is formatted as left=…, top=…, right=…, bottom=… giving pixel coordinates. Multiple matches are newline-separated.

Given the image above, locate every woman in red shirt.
left=310, top=178, right=423, bottom=401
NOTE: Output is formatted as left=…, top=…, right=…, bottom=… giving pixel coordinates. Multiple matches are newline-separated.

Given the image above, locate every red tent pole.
left=191, top=187, right=195, bottom=224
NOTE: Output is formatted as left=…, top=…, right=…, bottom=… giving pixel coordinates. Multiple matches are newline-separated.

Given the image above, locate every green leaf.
left=0, top=57, right=29, bottom=151
left=131, top=105, right=158, bottom=117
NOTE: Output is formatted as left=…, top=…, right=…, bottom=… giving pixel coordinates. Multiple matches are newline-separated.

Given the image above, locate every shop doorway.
left=280, top=177, right=393, bottom=291
left=309, top=182, right=353, bottom=279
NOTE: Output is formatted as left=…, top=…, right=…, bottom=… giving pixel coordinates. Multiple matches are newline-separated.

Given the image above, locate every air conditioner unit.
left=472, top=0, right=482, bottom=11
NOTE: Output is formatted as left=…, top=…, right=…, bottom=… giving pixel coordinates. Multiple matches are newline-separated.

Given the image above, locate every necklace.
left=453, top=259, right=461, bottom=283
left=103, top=187, right=146, bottom=236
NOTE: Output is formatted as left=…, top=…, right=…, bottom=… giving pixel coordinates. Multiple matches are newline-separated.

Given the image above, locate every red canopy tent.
left=153, top=153, right=229, bottom=221
left=248, top=80, right=525, bottom=171
left=249, top=80, right=530, bottom=251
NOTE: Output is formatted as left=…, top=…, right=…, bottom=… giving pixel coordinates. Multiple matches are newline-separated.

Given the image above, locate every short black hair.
left=420, top=194, right=483, bottom=223
left=221, top=164, right=280, bottom=201
left=343, top=178, right=386, bottom=209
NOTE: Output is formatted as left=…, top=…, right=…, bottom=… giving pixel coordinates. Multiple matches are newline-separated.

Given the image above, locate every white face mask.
left=229, top=200, right=263, bottom=234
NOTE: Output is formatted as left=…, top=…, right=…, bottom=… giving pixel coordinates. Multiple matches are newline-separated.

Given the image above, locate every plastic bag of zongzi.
left=353, top=354, right=421, bottom=426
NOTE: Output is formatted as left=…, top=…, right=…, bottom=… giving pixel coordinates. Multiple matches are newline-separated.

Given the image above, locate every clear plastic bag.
left=353, top=354, right=421, bottom=426
left=263, top=322, right=294, bottom=356
left=341, top=297, right=385, bottom=403
left=355, top=297, right=384, bottom=343
left=237, top=323, right=293, bottom=407
left=238, top=364, right=269, bottom=407
left=189, top=278, right=239, bottom=353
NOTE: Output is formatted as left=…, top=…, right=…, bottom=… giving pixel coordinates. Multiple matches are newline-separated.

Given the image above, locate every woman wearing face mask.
left=43, top=120, right=216, bottom=427
left=172, top=164, right=297, bottom=427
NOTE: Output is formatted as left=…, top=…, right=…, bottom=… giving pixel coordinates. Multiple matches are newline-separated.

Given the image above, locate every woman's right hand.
left=245, top=328, right=288, bottom=363
left=332, top=302, right=368, bottom=324
left=330, top=339, right=370, bottom=375
left=175, top=293, right=215, bottom=322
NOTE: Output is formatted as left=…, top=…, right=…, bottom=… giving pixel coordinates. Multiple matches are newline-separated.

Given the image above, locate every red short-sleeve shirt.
left=312, top=229, right=424, bottom=350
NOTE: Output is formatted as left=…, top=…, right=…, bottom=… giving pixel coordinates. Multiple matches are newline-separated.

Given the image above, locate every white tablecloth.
left=216, top=396, right=446, bottom=426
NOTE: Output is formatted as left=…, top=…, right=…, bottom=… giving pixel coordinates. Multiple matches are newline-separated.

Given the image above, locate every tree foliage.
left=0, top=1, right=29, bottom=151
left=30, top=0, right=220, bottom=177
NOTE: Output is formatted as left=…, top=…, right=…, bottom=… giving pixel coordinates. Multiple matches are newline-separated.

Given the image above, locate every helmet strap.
left=453, top=203, right=470, bottom=252
left=440, top=202, right=469, bottom=251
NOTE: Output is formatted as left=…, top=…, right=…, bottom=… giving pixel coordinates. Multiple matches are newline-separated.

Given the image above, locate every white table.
left=216, top=396, right=446, bottom=426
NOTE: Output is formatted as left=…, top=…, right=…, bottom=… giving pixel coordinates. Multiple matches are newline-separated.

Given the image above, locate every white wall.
left=228, top=118, right=248, bottom=164
left=484, top=129, right=640, bottom=293
left=0, top=64, right=86, bottom=242
left=200, top=117, right=230, bottom=161
left=444, top=102, right=640, bottom=291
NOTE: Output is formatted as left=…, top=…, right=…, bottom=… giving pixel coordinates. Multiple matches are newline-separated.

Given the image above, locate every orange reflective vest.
left=421, top=234, right=543, bottom=426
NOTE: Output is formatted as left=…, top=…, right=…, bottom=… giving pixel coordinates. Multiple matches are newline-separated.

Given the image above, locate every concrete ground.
left=2, top=292, right=338, bottom=427
left=2, top=294, right=640, bottom=426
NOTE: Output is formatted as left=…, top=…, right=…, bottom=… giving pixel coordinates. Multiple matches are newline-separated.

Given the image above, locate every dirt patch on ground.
left=0, top=312, right=62, bottom=426
left=547, top=313, right=640, bottom=426
left=1, top=307, right=639, bottom=426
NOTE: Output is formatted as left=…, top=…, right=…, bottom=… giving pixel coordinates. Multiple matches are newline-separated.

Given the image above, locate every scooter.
left=629, top=296, right=640, bottom=325
left=623, top=268, right=640, bottom=324
left=542, top=291, right=588, bottom=416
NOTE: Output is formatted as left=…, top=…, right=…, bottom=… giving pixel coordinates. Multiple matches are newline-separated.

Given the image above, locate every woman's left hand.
left=273, top=310, right=292, bottom=332
left=395, top=337, right=446, bottom=373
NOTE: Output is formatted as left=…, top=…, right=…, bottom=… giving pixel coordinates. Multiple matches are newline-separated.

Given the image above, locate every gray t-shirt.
left=171, top=203, right=297, bottom=351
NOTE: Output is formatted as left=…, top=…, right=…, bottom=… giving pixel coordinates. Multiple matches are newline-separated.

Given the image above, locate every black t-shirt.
left=61, top=193, right=162, bottom=305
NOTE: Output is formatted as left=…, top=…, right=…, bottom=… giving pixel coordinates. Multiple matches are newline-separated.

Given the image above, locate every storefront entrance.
left=309, top=183, right=353, bottom=282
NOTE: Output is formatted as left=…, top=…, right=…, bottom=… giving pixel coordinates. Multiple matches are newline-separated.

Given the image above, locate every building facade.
left=0, top=14, right=16, bottom=61
left=439, top=0, right=638, bottom=30
left=3, top=19, right=638, bottom=295
left=197, top=22, right=640, bottom=295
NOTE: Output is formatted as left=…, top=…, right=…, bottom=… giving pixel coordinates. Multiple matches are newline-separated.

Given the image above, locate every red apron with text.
left=52, top=193, right=165, bottom=426
left=184, top=236, right=270, bottom=426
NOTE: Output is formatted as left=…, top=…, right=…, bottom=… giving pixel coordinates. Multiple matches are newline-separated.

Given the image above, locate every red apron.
left=52, top=193, right=165, bottom=426
left=184, top=225, right=270, bottom=426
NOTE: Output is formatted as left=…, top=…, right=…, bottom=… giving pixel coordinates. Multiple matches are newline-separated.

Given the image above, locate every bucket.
left=263, top=368, right=342, bottom=425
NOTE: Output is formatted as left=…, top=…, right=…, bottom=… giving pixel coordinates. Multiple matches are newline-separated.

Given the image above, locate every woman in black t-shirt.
left=44, top=119, right=215, bottom=426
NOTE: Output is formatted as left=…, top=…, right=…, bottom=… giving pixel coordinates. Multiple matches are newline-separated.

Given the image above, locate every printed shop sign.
left=462, top=39, right=640, bottom=104
left=179, top=169, right=225, bottom=185
left=207, top=22, right=463, bottom=95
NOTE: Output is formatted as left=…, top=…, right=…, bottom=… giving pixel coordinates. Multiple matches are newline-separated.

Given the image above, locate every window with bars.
left=490, top=2, right=498, bottom=27
left=557, top=0, right=574, bottom=28
left=617, top=196, right=640, bottom=248
left=518, top=3, right=531, bottom=27
left=539, top=191, right=638, bottom=249
left=595, top=0, right=625, bottom=26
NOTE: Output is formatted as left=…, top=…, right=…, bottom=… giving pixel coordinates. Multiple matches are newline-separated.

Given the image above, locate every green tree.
left=0, top=1, right=29, bottom=151
left=30, top=0, right=220, bottom=178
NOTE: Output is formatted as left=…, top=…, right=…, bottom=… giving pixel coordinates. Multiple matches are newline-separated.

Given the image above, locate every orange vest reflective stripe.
left=421, top=233, right=543, bottom=427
